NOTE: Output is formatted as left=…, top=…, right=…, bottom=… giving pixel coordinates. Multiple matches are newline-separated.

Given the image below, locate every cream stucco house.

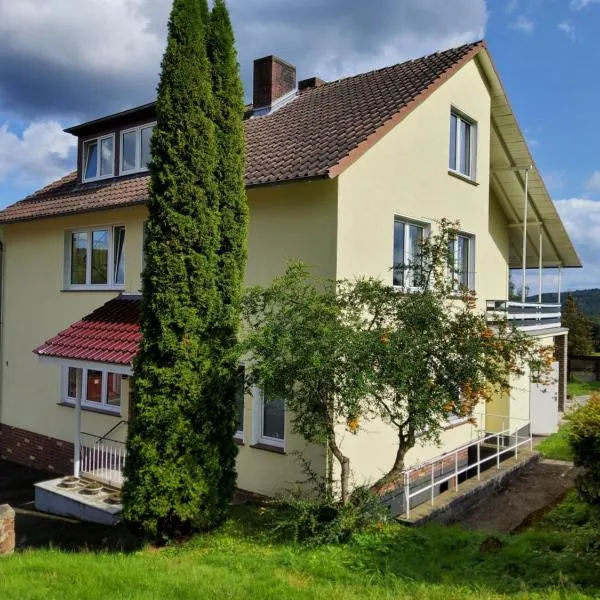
left=0, top=41, right=580, bottom=514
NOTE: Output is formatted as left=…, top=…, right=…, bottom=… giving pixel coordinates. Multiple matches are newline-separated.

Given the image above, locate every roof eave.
left=478, top=49, right=582, bottom=270
left=327, top=41, right=487, bottom=180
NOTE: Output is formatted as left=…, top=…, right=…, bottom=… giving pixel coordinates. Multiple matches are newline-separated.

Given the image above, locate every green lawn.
left=537, top=424, right=575, bottom=462
left=567, top=377, right=600, bottom=398
left=1, top=502, right=600, bottom=599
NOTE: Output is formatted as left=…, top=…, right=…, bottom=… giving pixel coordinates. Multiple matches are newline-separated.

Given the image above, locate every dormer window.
left=121, top=123, right=155, bottom=174
left=83, top=135, right=114, bottom=182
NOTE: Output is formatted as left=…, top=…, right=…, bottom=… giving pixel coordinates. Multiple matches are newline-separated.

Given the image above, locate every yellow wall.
left=246, top=179, right=338, bottom=285
left=0, top=179, right=337, bottom=495
left=238, top=178, right=338, bottom=494
left=0, top=206, right=145, bottom=445
left=336, top=58, right=506, bottom=307
left=333, top=57, right=507, bottom=485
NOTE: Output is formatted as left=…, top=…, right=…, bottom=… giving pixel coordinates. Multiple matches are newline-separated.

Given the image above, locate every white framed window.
left=448, top=233, right=475, bottom=290
left=63, top=366, right=122, bottom=414
left=120, top=123, right=156, bottom=175
left=393, top=218, right=427, bottom=289
left=82, top=134, right=115, bottom=182
left=234, top=367, right=245, bottom=440
left=449, top=109, right=477, bottom=179
left=253, top=388, right=285, bottom=448
left=65, top=225, right=126, bottom=289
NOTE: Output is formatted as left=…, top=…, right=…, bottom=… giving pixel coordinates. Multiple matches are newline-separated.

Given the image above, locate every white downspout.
left=521, top=166, right=532, bottom=303
left=74, top=394, right=82, bottom=477
left=538, top=228, right=543, bottom=303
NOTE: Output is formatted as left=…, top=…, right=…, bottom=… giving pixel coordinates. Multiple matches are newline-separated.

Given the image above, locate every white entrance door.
left=530, top=361, right=559, bottom=436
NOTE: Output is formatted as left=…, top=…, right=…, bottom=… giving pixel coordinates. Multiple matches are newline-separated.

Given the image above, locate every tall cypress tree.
left=207, top=0, right=248, bottom=508
left=123, top=0, right=223, bottom=540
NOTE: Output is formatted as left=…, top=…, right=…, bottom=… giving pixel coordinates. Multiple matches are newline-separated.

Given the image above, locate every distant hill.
left=527, top=288, right=600, bottom=320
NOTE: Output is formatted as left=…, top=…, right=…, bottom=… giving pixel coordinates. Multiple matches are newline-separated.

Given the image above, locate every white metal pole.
left=538, top=228, right=543, bottom=303
left=558, top=265, right=562, bottom=304
left=74, top=396, right=81, bottom=477
left=455, top=452, right=459, bottom=491
left=431, top=464, right=434, bottom=505
left=521, top=167, right=530, bottom=303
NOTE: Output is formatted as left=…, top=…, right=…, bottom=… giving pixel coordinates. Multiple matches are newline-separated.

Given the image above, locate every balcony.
left=486, top=300, right=562, bottom=332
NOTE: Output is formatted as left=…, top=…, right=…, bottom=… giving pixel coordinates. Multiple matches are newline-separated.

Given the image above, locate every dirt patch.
left=454, top=459, right=577, bottom=534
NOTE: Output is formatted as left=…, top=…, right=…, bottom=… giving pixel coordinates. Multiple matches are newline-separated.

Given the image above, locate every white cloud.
left=558, top=21, right=575, bottom=40
left=510, top=15, right=535, bottom=34
left=555, top=198, right=600, bottom=289
left=0, top=0, right=488, bottom=118
left=0, top=121, right=76, bottom=185
left=585, top=171, right=600, bottom=192
left=570, top=0, right=600, bottom=10
left=0, top=0, right=164, bottom=77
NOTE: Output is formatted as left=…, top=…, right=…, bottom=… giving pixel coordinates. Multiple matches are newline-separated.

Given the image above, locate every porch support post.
left=521, top=166, right=532, bottom=303
left=538, top=227, right=543, bottom=303
left=558, top=264, right=562, bottom=304
left=74, top=395, right=82, bottom=477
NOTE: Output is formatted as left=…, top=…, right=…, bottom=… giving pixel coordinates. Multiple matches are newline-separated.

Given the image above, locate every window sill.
left=234, top=436, right=244, bottom=446
left=443, top=417, right=470, bottom=430
left=448, top=170, right=479, bottom=186
left=82, top=173, right=115, bottom=184
left=57, top=402, right=122, bottom=418
left=120, top=167, right=149, bottom=177
left=61, top=287, right=125, bottom=293
left=250, top=442, right=285, bottom=455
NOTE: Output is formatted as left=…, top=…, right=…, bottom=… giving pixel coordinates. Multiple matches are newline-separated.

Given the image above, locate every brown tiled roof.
left=34, top=294, right=142, bottom=365
left=0, top=41, right=485, bottom=224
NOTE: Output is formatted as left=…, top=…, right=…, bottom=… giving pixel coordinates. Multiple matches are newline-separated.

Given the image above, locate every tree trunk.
left=372, top=436, right=409, bottom=495
left=328, top=438, right=350, bottom=504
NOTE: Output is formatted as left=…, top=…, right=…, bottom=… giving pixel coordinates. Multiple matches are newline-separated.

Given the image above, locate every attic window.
left=83, top=135, right=114, bottom=182
left=449, top=110, right=477, bottom=180
left=121, top=123, right=155, bottom=174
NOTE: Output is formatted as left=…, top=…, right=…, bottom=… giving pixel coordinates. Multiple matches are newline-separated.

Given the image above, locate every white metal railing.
left=80, top=432, right=126, bottom=488
left=401, top=418, right=532, bottom=519
left=486, top=300, right=561, bottom=331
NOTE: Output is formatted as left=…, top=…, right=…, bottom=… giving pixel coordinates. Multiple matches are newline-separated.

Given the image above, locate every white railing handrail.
left=80, top=432, right=126, bottom=488
left=401, top=419, right=532, bottom=519
left=505, top=301, right=561, bottom=309
left=400, top=410, right=529, bottom=476
left=486, top=300, right=561, bottom=309
left=402, top=425, right=506, bottom=476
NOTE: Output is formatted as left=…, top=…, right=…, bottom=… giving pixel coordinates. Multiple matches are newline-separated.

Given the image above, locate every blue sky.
left=0, top=0, right=598, bottom=290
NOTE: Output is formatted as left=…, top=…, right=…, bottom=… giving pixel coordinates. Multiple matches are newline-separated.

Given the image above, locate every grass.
left=567, top=376, right=600, bottom=398
left=537, top=424, right=575, bottom=462
left=1, top=502, right=600, bottom=599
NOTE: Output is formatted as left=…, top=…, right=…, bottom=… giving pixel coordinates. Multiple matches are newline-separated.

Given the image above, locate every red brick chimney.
left=253, top=56, right=297, bottom=110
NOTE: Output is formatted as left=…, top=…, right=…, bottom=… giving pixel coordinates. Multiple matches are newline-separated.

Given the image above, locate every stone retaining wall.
left=0, top=504, right=15, bottom=555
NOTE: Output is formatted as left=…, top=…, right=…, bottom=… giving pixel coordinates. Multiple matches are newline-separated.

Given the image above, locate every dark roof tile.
left=1, top=41, right=484, bottom=224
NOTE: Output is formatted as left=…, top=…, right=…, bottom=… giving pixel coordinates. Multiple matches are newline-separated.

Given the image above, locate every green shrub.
left=266, top=487, right=389, bottom=547
left=568, top=394, right=600, bottom=504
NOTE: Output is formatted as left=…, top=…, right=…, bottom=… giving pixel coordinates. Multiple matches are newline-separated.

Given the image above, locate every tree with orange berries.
left=350, top=221, right=553, bottom=492
left=242, top=220, right=552, bottom=503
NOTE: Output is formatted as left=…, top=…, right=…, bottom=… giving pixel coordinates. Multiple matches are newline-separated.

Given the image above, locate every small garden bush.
left=568, top=394, right=600, bottom=504
left=265, top=487, right=389, bottom=546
